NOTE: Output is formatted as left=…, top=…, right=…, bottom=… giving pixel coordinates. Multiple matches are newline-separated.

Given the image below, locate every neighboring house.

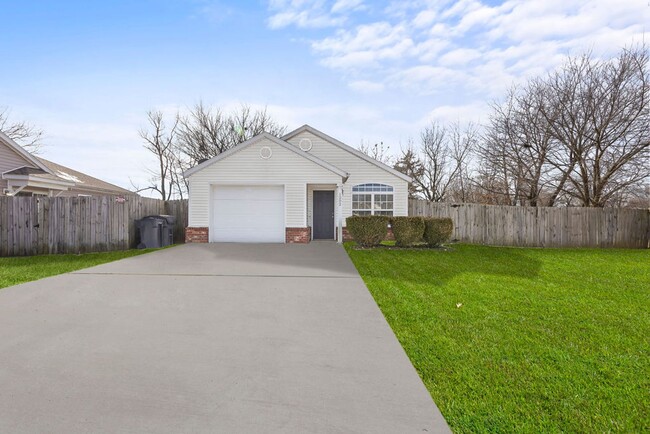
left=183, top=124, right=411, bottom=243
left=0, top=131, right=132, bottom=197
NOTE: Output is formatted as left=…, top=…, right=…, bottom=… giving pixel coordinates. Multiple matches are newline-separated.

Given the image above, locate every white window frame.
left=352, top=183, right=394, bottom=216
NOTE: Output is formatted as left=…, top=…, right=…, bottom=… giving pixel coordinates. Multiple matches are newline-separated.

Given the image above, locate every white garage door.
left=210, top=185, right=285, bottom=243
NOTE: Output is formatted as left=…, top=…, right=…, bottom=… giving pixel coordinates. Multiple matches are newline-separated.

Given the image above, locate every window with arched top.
left=352, top=183, right=394, bottom=216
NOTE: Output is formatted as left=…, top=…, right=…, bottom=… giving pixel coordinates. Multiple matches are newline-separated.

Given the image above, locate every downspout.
left=336, top=183, right=344, bottom=244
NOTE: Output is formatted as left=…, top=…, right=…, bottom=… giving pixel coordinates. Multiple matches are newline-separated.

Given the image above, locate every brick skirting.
left=286, top=227, right=311, bottom=243
left=186, top=226, right=393, bottom=244
left=185, top=227, right=209, bottom=243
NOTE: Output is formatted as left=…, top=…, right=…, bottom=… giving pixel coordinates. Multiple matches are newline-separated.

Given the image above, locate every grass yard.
left=0, top=249, right=156, bottom=290
left=345, top=243, right=649, bottom=433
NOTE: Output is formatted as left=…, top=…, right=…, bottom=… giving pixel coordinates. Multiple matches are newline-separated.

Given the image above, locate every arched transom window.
left=352, top=183, right=394, bottom=216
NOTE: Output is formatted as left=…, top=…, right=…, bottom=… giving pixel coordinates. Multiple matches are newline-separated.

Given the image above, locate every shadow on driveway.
left=76, top=242, right=360, bottom=278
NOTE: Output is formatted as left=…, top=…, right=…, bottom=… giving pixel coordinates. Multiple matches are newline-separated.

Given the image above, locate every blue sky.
left=1, top=0, right=647, bottom=193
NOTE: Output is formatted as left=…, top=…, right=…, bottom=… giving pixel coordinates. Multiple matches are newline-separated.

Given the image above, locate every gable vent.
left=260, top=146, right=272, bottom=159
left=299, top=138, right=313, bottom=151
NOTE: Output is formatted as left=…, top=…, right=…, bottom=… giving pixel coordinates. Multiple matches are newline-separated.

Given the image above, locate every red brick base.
left=286, top=227, right=311, bottom=243
left=185, top=227, right=209, bottom=243
left=342, top=227, right=394, bottom=242
left=186, top=226, right=394, bottom=244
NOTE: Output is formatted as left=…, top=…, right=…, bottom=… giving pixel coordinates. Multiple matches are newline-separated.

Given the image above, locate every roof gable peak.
left=183, top=132, right=348, bottom=179
left=0, top=130, right=51, bottom=173
left=281, top=125, right=412, bottom=183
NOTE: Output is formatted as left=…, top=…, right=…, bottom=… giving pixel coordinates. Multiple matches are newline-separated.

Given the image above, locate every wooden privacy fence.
left=409, top=200, right=650, bottom=249
left=0, top=196, right=189, bottom=256
left=164, top=199, right=188, bottom=245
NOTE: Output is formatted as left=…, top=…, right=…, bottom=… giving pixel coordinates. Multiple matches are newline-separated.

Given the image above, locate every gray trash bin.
left=136, top=215, right=176, bottom=248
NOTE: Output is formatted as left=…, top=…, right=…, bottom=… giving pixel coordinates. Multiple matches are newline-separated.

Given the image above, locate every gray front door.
left=313, top=190, right=335, bottom=239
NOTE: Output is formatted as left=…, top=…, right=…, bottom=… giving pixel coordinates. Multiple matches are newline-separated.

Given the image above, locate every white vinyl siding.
left=286, top=131, right=409, bottom=223
left=187, top=137, right=341, bottom=228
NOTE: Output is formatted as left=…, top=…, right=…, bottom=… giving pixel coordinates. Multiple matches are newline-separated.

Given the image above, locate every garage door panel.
left=214, top=185, right=283, bottom=200
left=211, top=185, right=285, bottom=243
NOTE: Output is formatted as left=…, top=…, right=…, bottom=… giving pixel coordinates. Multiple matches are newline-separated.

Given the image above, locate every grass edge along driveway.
left=0, top=249, right=157, bottom=290
left=345, top=243, right=649, bottom=433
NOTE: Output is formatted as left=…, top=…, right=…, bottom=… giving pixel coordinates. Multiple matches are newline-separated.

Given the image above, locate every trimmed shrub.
left=390, top=217, right=425, bottom=246
left=423, top=218, right=453, bottom=247
left=346, top=215, right=389, bottom=247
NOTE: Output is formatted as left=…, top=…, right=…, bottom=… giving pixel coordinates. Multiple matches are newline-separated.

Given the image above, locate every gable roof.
left=183, top=132, right=349, bottom=179
left=282, top=125, right=412, bottom=183
left=0, top=130, right=132, bottom=195
left=37, top=157, right=133, bottom=195
left=0, top=130, right=50, bottom=172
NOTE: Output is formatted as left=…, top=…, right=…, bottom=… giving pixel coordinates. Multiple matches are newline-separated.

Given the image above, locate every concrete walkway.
left=0, top=243, right=450, bottom=433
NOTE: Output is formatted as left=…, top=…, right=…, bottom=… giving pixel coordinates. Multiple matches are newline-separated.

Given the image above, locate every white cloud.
left=413, top=38, right=450, bottom=62
left=424, top=101, right=488, bottom=125
left=331, top=0, right=364, bottom=13
left=313, top=22, right=414, bottom=69
left=266, top=0, right=364, bottom=29
left=348, top=80, right=385, bottom=93
left=389, top=65, right=469, bottom=96
left=438, top=48, right=482, bottom=66
left=413, top=9, right=437, bottom=28
left=270, top=0, right=647, bottom=103
left=268, top=10, right=345, bottom=29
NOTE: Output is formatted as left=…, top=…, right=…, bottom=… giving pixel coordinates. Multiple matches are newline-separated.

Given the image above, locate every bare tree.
left=0, top=108, right=43, bottom=153
left=479, top=45, right=650, bottom=207
left=478, top=84, right=561, bottom=206
left=358, top=140, right=393, bottom=165
left=139, top=110, right=182, bottom=200
left=395, top=122, right=476, bottom=202
left=140, top=103, right=286, bottom=199
left=446, top=122, right=478, bottom=202
left=176, top=103, right=286, bottom=165
left=393, top=142, right=423, bottom=198
left=540, top=46, right=650, bottom=207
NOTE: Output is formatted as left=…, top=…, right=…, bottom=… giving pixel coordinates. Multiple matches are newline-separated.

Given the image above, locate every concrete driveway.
left=0, top=243, right=449, bottom=433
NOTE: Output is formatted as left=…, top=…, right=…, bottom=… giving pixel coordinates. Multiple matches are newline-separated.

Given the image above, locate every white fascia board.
left=0, top=131, right=51, bottom=173
left=282, top=125, right=413, bottom=183
left=183, top=132, right=348, bottom=180
left=4, top=174, right=75, bottom=188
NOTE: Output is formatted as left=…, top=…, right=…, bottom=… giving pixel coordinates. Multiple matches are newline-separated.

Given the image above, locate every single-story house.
left=183, top=124, right=411, bottom=243
left=1, top=131, right=132, bottom=197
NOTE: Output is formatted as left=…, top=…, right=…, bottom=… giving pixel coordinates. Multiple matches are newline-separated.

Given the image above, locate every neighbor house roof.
left=3, top=166, right=52, bottom=177
left=2, top=165, right=76, bottom=190
left=0, top=130, right=50, bottom=172
left=281, top=124, right=413, bottom=183
left=183, top=132, right=349, bottom=179
left=1, top=130, right=133, bottom=196
left=37, top=157, right=133, bottom=195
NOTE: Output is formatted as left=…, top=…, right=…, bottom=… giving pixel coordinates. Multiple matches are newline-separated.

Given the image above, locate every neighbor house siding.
left=0, top=142, right=35, bottom=195
left=187, top=137, right=341, bottom=228
left=286, top=131, right=409, bottom=222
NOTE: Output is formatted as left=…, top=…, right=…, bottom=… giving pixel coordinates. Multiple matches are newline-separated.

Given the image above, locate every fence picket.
left=409, top=200, right=649, bottom=249
left=0, top=196, right=188, bottom=256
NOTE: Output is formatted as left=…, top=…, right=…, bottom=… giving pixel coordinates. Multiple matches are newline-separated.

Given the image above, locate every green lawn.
left=345, top=243, right=650, bottom=433
left=0, top=249, right=156, bottom=290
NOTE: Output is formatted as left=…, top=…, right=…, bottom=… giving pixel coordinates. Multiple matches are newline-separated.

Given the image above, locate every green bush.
left=423, top=218, right=453, bottom=247
left=346, top=215, right=389, bottom=247
left=390, top=217, right=425, bottom=246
